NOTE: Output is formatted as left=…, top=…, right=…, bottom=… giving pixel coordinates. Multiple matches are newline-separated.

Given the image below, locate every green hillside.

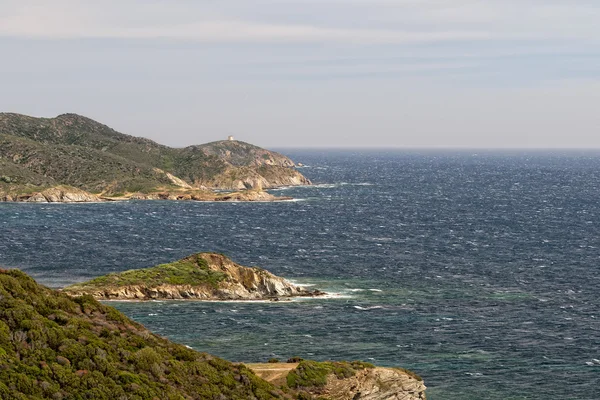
left=0, top=268, right=285, bottom=399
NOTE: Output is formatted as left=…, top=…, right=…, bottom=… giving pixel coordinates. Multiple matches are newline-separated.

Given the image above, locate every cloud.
left=0, top=8, right=489, bottom=44
left=1, top=0, right=598, bottom=45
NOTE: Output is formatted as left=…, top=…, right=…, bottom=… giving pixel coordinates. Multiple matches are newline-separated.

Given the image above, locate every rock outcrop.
left=249, top=361, right=427, bottom=400
left=63, top=253, right=324, bottom=301
left=126, top=189, right=291, bottom=202
left=0, top=186, right=291, bottom=203
left=0, top=185, right=101, bottom=203
left=323, top=367, right=426, bottom=400
left=215, top=190, right=292, bottom=202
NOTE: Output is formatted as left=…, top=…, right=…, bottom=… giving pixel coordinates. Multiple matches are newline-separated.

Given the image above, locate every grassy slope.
left=0, top=268, right=285, bottom=400
left=66, top=254, right=228, bottom=291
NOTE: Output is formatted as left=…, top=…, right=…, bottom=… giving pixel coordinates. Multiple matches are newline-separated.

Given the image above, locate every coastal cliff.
left=64, top=253, right=323, bottom=301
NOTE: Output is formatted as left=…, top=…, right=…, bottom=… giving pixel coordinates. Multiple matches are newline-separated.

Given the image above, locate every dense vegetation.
left=65, top=254, right=228, bottom=291
left=0, top=113, right=305, bottom=195
left=286, top=360, right=375, bottom=389
left=0, top=268, right=285, bottom=399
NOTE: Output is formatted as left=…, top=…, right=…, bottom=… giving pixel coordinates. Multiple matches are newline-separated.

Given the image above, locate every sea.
left=1, top=150, right=599, bottom=400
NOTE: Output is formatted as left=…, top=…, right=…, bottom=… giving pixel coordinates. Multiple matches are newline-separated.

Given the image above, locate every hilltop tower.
left=228, top=135, right=234, bottom=141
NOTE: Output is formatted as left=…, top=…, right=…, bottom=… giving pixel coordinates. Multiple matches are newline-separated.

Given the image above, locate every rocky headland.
left=0, top=112, right=311, bottom=200
left=250, top=361, right=427, bottom=400
left=63, top=252, right=324, bottom=301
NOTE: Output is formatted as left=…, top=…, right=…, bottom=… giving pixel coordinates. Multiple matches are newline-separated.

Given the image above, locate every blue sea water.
left=1, top=150, right=600, bottom=399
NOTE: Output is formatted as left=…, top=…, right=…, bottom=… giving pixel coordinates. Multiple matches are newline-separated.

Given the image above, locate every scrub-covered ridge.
left=0, top=268, right=284, bottom=399
left=0, top=112, right=310, bottom=201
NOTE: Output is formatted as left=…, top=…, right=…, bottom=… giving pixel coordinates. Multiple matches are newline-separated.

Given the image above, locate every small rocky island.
left=63, top=253, right=324, bottom=301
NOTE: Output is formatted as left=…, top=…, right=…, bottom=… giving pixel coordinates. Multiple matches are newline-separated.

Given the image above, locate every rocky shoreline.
left=0, top=185, right=293, bottom=203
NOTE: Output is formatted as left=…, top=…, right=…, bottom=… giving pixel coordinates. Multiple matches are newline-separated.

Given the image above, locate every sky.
left=1, top=0, right=599, bottom=148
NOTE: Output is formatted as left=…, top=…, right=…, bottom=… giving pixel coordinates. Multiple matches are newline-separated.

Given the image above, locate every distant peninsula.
left=63, top=252, right=325, bottom=301
left=0, top=113, right=310, bottom=202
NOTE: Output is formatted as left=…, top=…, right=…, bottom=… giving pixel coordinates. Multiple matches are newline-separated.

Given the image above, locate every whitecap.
left=320, top=292, right=352, bottom=299
left=354, top=305, right=384, bottom=310
left=289, top=282, right=316, bottom=287
left=369, top=289, right=383, bottom=292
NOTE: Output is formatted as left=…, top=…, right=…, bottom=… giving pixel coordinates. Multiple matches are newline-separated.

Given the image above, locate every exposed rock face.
left=215, top=190, right=292, bottom=202
left=323, top=367, right=427, bottom=400
left=196, top=165, right=311, bottom=190
left=1, top=186, right=291, bottom=203
left=125, top=189, right=291, bottom=202
left=152, top=168, right=193, bottom=189
left=64, top=253, right=324, bottom=301
left=0, top=185, right=102, bottom=203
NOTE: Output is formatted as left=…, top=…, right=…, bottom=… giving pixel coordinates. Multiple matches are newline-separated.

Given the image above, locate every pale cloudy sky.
left=1, top=0, right=599, bottom=148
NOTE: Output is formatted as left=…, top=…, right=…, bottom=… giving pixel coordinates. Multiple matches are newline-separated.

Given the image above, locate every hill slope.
left=0, top=268, right=284, bottom=399
left=0, top=113, right=310, bottom=194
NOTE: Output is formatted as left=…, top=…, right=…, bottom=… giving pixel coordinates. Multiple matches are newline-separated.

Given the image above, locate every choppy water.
left=1, top=150, right=600, bottom=399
